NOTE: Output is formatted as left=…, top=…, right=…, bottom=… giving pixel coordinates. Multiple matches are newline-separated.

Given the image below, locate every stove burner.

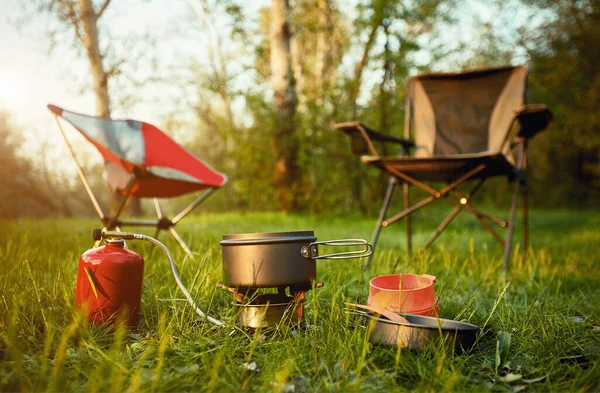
left=216, top=282, right=323, bottom=328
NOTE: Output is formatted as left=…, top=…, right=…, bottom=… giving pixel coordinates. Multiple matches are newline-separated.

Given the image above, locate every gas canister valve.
left=93, top=229, right=142, bottom=241
left=92, top=228, right=103, bottom=242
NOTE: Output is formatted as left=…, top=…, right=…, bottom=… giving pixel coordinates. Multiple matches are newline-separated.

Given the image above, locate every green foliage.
left=181, top=0, right=454, bottom=214
left=449, top=0, right=600, bottom=206
left=1, top=211, right=599, bottom=391
left=7, top=0, right=599, bottom=217
left=495, top=331, right=511, bottom=371
left=524, top=0, right=600, bottom=204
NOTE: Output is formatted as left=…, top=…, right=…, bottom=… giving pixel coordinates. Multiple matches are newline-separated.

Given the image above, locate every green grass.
left=1, top=209, right=599, bottom=392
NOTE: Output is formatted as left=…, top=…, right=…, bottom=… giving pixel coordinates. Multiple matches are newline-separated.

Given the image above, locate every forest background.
left=1, top=0, right=598, bottom=218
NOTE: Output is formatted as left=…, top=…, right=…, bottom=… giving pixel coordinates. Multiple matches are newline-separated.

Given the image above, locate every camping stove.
left=216, top=282, right=323, bottom=329
left=219, top=230, right=371, bottom=329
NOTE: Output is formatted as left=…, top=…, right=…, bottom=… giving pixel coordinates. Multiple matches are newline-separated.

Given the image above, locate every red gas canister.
left=75, top=239, right=144, bottom=328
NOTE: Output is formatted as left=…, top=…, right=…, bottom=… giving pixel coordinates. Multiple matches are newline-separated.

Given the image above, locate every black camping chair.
left=335, top=66, right=552, bottom=269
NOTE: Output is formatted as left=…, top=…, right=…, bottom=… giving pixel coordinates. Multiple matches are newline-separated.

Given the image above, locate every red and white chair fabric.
left=48, top=104, right=227, bottom=258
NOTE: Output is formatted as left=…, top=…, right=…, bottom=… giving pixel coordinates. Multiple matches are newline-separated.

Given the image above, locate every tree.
left=465, top=0, right=600, bottom=205
left=270, top=0, right=301, bottom=211
left=78, top=0, right=111, bottom=118
left=181, top=0, right=277, bottom=212
left=337, top=0, right=453, bottom=209
left=29, top=0, right=112, bottom=116
left=245, top=0, right=453, bottom=213
left=24, top=0, right=148, bottom=214
left=523, top=0, right=600, bottom=202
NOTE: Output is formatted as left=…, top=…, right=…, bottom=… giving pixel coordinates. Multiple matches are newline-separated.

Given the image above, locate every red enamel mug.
left=368, top=273, right=438, bottom=316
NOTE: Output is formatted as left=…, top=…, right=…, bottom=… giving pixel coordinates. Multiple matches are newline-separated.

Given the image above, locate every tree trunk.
left=347, top=17, right=382, bottom=213
left=79, top=0, right=142, bottom=216
left=79, top=0, right=110, bottom=118
left=370, top=21, right=391, bottom=203
left=270, top=0, right=300, bottom=211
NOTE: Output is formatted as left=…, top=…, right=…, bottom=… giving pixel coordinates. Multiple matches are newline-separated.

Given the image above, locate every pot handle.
left=301, top=239, right=373, bottom=260
left=421, top=274, right=436, bottom=283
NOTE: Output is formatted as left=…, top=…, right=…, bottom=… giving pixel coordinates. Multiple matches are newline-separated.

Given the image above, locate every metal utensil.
left=344, top=302, right=410, bottom=324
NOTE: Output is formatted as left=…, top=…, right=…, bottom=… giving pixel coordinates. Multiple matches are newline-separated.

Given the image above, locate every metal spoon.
left=344, top=302, right=410, bottom=324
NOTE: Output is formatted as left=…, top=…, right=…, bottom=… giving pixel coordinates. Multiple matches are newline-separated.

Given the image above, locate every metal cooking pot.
left=220, top=231, right=372, bottom=288
left=352, top=311, right=478, bottom=353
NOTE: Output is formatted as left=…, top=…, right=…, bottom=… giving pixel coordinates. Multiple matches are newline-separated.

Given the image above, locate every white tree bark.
left=270, top=0, right=300, bottom=211
left=270, top=0, right=295, bottom=111
left=79, top=0, right=111, bottom=118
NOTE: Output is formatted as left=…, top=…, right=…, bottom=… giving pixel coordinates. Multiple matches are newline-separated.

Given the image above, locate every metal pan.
left=349, top=310, right=478, bottom=353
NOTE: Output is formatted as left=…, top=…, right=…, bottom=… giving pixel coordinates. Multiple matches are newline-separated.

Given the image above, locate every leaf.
left=84, top=267, right=99, bottom=300
left=559, top=354, right=588, bottom=364
left=175, top=364, right=200, bottom=373
left=522, top=376, right=547, bottom=384
left=505, top=354, right=533, bottom=373
left=497, top=373, right=522, bottom=383
left=495, top=331, right=511, bottom=370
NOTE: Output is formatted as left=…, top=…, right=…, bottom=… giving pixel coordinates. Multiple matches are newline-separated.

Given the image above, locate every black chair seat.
left=362, top=153, right=514, bottom=183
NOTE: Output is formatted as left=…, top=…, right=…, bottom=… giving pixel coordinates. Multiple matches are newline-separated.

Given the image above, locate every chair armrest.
left=515, top=104, right=553, bottom=139
left=334, top=121, right=415, bottom=156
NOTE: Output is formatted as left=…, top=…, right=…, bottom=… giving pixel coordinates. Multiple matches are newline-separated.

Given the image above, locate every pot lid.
left=220, top=230, right=316, bottom=245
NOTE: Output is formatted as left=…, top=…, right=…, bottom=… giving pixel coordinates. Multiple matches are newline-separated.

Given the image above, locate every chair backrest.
left=407, top=66, right=527, bottom=159
left=48, top=105, right=227, bottom=198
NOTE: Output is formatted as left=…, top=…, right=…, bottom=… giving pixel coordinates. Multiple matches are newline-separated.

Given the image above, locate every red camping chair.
left=48, top=104, right=227, bottom=258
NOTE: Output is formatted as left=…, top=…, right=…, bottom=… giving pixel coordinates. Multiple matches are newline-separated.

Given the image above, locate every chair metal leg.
left=452, top=184, right=506, bottom=247
left=522, top=141, right=529, bottom=263
left=422, top=180, right=488, bottom=251
left=112, top=177, right=136, bottom=225
left=154, top=198, right=164, bottom=219
left=383, top=195, right=436, bottom=227
left=503, top=179, right=521, bottom=270
left=371, top=159, right=532, bottom=267
left=386, top=164, right=507, bottom=228
left=403, top=181, right=412, bottom=257
left=422, top=207, right=461, bottom=251
left=522, top=180, right=529, bottom=263
left=366, top=177, right=396, bottom=265
left=503, top=141, right=527, bottom=271
left=169, top=226, right=195, bottom=260
left=383, top=165, right=511, bottom=258
left=153, top=198, right=164, bottom=239
left=172, top=188, right=215, bottom=224
left=502, top=139, right=529, bottom=272
left=53, top=114, right=105, bottom=221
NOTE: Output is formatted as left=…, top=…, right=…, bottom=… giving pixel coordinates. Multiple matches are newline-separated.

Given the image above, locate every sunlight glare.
left=0, top=74, right=28, bottom=113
